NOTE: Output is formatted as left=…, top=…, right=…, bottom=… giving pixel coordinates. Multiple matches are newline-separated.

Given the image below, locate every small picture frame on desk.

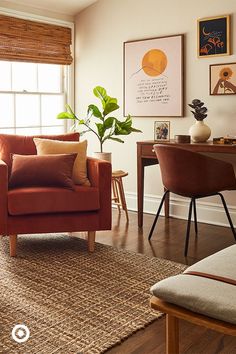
left=154, top=121, right=170, bottom=141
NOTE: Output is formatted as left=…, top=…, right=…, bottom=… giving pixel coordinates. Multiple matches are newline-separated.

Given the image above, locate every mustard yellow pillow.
left=33, top=138, right=90, bottom=186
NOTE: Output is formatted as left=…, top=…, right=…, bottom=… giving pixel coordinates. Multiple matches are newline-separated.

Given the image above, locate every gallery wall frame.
left=123, top=34, right=184, bottom=117
left=197, top=15, right=230, bottom=58
left=154, top=121, right=170, bottom=141
left=210, top=62, right=236, bottom=95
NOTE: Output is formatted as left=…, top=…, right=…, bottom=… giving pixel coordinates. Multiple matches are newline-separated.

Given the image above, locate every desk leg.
left=164, top=187, right=170, bottom=218
left=137, top=143, right=159, bottom=228
left=137, top=157, right=144, bottom=228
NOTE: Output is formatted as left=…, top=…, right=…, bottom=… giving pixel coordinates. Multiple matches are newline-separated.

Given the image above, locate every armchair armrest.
left=0, top=160, right=8, bottom=234
left=87, top=157, right=111, bottom=186
left=87, top=157, right=112, bottom=229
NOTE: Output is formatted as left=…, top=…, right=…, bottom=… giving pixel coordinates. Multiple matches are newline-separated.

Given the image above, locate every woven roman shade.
left=0, top=14, right=73, bottom=65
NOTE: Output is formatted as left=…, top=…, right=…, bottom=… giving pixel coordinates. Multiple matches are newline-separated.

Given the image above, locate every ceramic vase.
left=93, top=152, right=112, bottom=163
left=189, top=120, right=211, bottom=143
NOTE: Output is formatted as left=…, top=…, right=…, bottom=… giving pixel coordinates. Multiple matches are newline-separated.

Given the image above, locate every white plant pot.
left=93, top=152, right=112, bottom=163
left=189, top=121, right=211, bottom=143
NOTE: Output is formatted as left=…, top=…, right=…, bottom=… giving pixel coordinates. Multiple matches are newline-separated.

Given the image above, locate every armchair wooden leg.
left=166, top=314, right=179, bottom=354
left=88, top=231, right=96, bottom=252
left=9, top=234, right=17, bottom=257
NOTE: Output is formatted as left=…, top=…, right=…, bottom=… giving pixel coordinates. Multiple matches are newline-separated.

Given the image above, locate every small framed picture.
left=210, top=62, right=236, bottom=95
left=154, top=121, right=170, bottom=141
left=198, top=15, right=230, bottom=58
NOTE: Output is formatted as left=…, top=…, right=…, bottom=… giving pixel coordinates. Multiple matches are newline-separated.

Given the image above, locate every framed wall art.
left=210, top=62, right=236, bottom=95
left=123, top=34, right=184, bottom=117
left=154, top=121, right=170, bottom=141
left=198, top=15, right=230, bottom=58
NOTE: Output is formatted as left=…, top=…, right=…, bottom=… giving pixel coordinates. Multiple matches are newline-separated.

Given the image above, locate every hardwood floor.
left=96, top=209, right=236, bottom=354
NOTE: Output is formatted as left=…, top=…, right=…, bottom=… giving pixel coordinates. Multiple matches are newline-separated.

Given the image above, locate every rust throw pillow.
left=9, top=154, right=77, bottom=190
left=33, top=138, right=90, bottom=186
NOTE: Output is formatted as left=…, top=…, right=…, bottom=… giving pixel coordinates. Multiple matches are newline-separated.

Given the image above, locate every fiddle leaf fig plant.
left=57, top=86, right=142, bottom=152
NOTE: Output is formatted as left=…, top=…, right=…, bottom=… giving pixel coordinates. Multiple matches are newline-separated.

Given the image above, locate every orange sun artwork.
left=142, top=49, right=167, bottom=77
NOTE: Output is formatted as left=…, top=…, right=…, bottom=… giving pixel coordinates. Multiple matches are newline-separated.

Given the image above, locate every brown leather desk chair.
left=148, top=145, right=236, bottom=256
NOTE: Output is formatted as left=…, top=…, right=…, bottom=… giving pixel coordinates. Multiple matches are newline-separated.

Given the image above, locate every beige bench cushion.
left=150, top=245, right=236, bottom=324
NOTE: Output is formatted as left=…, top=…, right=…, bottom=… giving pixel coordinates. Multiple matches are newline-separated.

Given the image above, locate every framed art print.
left=210, top=62, right=236, bottom=95
left=198, top=15, right=230, bottom=57
left=123, top=34, right=184, bottom=117
left=154, top=121, right=170, bottom=141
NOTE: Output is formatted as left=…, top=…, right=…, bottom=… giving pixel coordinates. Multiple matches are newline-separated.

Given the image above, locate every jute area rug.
left=0, top=234, right=186, bottom=354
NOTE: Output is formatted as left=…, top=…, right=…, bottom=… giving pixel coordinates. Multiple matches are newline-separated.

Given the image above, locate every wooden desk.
left=137, top=140, right=236, bottom=227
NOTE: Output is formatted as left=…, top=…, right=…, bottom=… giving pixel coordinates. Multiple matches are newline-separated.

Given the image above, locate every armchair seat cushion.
left=8, top=185, right=100, bottom=215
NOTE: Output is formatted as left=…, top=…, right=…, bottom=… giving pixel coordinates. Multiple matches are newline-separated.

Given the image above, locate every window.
left=0, top=61, right=67, bottom=135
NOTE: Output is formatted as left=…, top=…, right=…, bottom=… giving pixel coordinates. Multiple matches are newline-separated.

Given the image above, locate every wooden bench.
left=150, top=296, right=236, bottom=354
left=150, top=245, right=236, bottom=354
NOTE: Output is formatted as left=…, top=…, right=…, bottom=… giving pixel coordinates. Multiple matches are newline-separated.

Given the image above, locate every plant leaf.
left=103, top=102, right=119, bottom=116
left=114, top=126, right=129, bottom=135
left=57, top=112, right=75, bottom=119
left=130, top=127, right=142, bottom=132
left=57, top=104, right=78, bottom=120
left=106, top=96, right=118, bottom=105
left=93, top=86, right=107, bottom=100
left=104, top=117, right=115, bottom=129
left=65, top=104, right=76, bottom=116
left=114, top=116, right=130, bottom=134
left=93, top=86, right=118, bottom=112
left=96, top=123, right=105, bottom=138
left=87, top=104, right=103, bottom=119
left=123, top=115, right=132, bottom=129
left=93, top=86, right=108, bottom=109
left=108, top=137, right=124, bottom=143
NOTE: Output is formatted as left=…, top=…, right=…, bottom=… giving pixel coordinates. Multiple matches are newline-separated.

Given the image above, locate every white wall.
left=75, top=0, right=236, bottom=225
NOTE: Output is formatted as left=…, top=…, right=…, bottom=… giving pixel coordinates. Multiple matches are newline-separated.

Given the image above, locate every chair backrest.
left=0, top=132, right=80, bottom=169
left=154, top=144, right=236, bottom=197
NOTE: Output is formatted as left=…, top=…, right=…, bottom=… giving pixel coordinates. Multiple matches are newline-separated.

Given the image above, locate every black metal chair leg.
left=184, top=199, right=193, bottom=257
left=217, top=192, right=236, bottom=241
left=148, top=190, right=169, bottom=240
left=193, top=198, right=198, bottom=235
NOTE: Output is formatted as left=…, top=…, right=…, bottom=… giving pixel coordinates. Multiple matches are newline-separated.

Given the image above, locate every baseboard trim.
left=125, top=192, right=236, bottom=227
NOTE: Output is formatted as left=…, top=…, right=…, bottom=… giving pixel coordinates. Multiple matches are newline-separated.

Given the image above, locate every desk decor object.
left=124, top=34, right=184, bottom=117
left=154, top=121, right=170, bottom=141
left=210, top=62, right=236, bottom=95
left=213, top=136, right=236, bottom=145
left=174, top=135, right=191, bottom=143
left=188, top=99, right=211, bottom=143
left=198, top=15, right=230, bottom=57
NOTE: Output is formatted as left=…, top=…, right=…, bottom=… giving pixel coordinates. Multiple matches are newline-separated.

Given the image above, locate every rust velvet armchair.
left=0, top=133, right=111, bottom=257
